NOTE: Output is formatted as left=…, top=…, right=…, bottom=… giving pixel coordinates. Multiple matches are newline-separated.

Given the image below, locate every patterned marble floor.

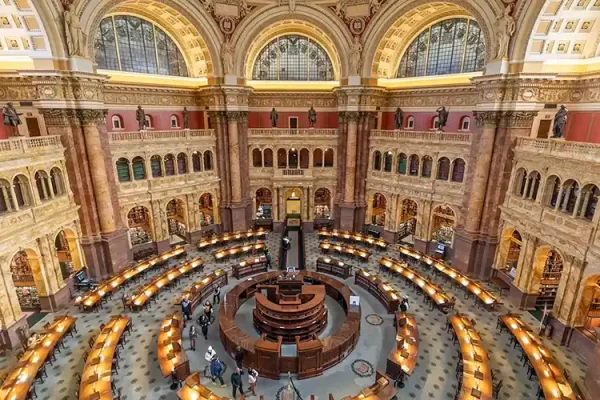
left=0, top=232, right=588, bottom=400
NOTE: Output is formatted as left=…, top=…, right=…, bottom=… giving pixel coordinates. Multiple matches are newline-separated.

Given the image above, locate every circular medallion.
left=571, top=90, right=583, bottom=101
left=220, top=17, right=236, bottom=35
left=42, top=87, right=56, bottom=98
left=349, top=17, right=366, bottom=35
left=521, top=88, right=535, bottom=101
left=351, top=359, right=374, bottom=377
left=365, top=314, right=384, bottom=326
left=83, top=88, right=95, bottom=99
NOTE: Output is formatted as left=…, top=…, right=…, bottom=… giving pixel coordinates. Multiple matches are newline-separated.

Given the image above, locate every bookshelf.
left=536, top=250, right=563, bottom=309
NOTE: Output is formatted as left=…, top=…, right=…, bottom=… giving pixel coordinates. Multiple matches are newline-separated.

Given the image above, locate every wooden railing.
left=515, top=137, right=600, bottom=160
left=249, top=128, right=337, bottom=136
left=370, top=129, right=472, bottom=144
left=109, top=129, right=215, bottom=142
left=0, top=136, right=62, bottom=154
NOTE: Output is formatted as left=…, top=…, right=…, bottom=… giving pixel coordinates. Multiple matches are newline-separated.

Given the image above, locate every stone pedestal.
left=452, top=230, right=497, bottom=278
left=302, top=221, right=314, bottom=233
left=39, top=284, right=70, bottom=312
left=506, top=282, right=538, bottom=310
left=413, top=238, right=430, bottom=254
left=156, top=238, right=171, bottom=253
left=382, top=230, right=397, bottom=243
left=231, top=205, right=249, bottom=232
left=338, top=205, right=356, bottom=231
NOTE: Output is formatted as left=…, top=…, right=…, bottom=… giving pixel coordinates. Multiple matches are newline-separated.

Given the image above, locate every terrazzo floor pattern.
left=0, top=231, right=588, bottom=400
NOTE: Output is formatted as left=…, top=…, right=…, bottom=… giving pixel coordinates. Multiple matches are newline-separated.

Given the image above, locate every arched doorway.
left=314, top=188, right=332, bottom=219
left=55, top=229, right=83, bottom=280
left=10, top=250, right=46, bottom=311
left=430, top=205, right=456, bottom=247
left=256, top=188, right=273, bottom=219
left=285, top=188, right=302, bottom=217
left=166, top=199, right=187, bottom=243
left=496, top=229, right=522, bottom=278
left=199, top=193, right=215, bottom=227
left=288, top=148, right=299, bottom=169
left=574, top=275, right=600, bottom=338
left=532, top=247, right=564, bottom=311
left=371, top=193, right=386, bottom=226
left=398, top=199, right=418, bottom=238
left=127, top=206, right=153, bottom=247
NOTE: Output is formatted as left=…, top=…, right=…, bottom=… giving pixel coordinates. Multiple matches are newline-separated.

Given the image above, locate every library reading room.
left=1, top=0, right=600, bottom=399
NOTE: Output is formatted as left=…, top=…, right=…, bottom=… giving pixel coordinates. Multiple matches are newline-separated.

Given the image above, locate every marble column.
left=226, top=111, right=249, bottom=231
left=339, top=112, right=360, bottom=231
left=0, top=258, right=28, bottom=348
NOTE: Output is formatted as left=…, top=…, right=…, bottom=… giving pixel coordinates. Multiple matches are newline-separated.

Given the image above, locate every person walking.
left=264, top=249, right=272, bottom=269
left=205, top=346, right=216, bottom=363
left=247, top=367, right=259, bottom=397
left=234, top=346, right=244, bottom=371
left=181, top=298, right=192, bottom=320
left=210, top=356, right=227, bottom=387
left=213, top=285, right=221, bottom=304
left=189, top=325, right=197, bottom=351
left=231, top=368, right=244, bottom=398
left=204, top=300, right=213, bottom=321
left=200, top=314, right=210, bottom=340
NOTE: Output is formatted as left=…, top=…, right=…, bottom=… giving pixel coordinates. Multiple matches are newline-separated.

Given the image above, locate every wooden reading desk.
left=354, top=269, right=400, bottom=313
left=233, top=255, right=268, bottom=279
left=386, top=312, right=419, bottom=379
left=340, top=371, right=397, bottom=400
left=176, top=269, right=228, bottom=310
left=197, top=228, right=268, bottom=250
left=0, top=316, right=77, bottom=400
left=317, top=228, right=387, bottom=250
left=157, top=312, right=190, bottom=380
left=316, top=256, right=352, bottom=279
left=320, top=240, right=371, bottom=261
left=213, top=242, right=266, bottom=261
left=177, top=372, right=231, bottom=399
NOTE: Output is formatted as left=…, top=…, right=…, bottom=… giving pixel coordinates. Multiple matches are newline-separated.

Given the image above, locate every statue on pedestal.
left=183, top=107, right=189, bottom=129
left=136, top=106, right=147, bottom=131
left=2, top=102, right=22, bottom=136
left=270, top=107, right=278, bottom=128
left=394, top=107, right=404, bottom=130
left=308, top=106, right=317, bottom=128
left=552, top=105, right=568, bottom=139
left=63, top=3, right=86, bottom=57
left=222, top=38, right=234, bottom=75
left=495, top=3, right=515, bottom=60
left=349, top=35, right=362, bottom=75
left=436, top=106, right=449, bottom=131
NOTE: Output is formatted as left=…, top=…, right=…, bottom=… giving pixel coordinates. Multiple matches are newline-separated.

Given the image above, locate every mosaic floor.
left=0, top=232, right=588, bottom=400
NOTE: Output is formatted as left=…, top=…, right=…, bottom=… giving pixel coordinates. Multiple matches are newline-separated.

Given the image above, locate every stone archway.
left=126, top=206, right=154, bottom=247
left=55, top=229, right=83, bottom=280
left=572, top=275, right=600, bottom=335
left=284, top=187, right=303, bottom=217
left=429, top=205, right=457, bottom=247
left=496, top=228, right=523, bottom=278
left=530, top=246, right=564, bottom=310
left=166, top=198, right=188, bottom=243
left=9, top=249, right=48, bottom=311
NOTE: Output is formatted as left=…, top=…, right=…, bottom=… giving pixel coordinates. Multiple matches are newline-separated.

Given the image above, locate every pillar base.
left=39, top=284, right=71, bottom=312
left=156, top=238, right=171, bottom=253
left=80, top=229, right=132, bottom=279
left=413, top=238, right=430, bottom=254
left=452, top=230, right=497, bottom=278
left=382, top=230, right=397, bottom=243
left=2, top=315, right=29, bottom=349
left=505, top=282, right=538, bottom=310
left=302, top=221, right=314, bottom=233
left=230, top=204, right=251, bottom=231
left=273, top=222, right=285, bottom=233
left=337, top=204, right=357, bottom=231
left=548, top=317, right=574, bottom=346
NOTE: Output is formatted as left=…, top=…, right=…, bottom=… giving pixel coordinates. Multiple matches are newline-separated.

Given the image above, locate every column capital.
left=473, top=111, right=502, bottom=128
left=345, top=111, right=361, bottom=122
left=77, top=109, right=106, bottom=126
left=226, top=111, right=248, bottom=123
left=499, top=111, right=538, bottom=129
left=41, top=109, right=80, bottom=126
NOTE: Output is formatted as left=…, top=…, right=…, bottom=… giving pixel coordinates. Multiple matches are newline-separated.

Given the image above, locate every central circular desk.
left=219, top=271, right=360, bottom=379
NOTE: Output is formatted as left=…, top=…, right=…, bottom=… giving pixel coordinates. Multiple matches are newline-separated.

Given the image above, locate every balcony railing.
left=0, top=136, right=62, bottom=155
left=370, top=130, right=472, bottom=144
left=109, top=129, right=215, bottom=143
left=515, top=137, right=600, bottom=161
left=249, top=128, right=337, bottom=136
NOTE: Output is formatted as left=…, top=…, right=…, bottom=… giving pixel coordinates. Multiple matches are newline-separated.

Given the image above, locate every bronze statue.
left=552, top=105, right=568, bottom=139
left=308, top=106, right=317, bottom=128
left=136, top=106, right=146, bottom=131
left=183, top=107, right=189, bottom=129
left=2, top=102, right=22, bottom=136
left=270, top=108, right=278, bottom=128
left=394, top=107, right=404, bottom=130
left=436, top=106, right=449, bottom=131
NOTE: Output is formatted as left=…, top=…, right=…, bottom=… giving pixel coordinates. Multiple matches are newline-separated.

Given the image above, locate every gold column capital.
left=41, top=109, right=80, bottom=126
left=345, top=111, right=361, bottom=122
left=77, top=109, right=106, bottom=126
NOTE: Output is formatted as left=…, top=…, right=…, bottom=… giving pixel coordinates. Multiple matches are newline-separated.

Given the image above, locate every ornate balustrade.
left=0, top=136, right=63, bottom=158
left=370, top=130, right=472, bottom=144
left=515, top=137, right=600, bottom=161
left=248, top=128, right=337, bottom=136
left=109, top=129, right=215, bottom=143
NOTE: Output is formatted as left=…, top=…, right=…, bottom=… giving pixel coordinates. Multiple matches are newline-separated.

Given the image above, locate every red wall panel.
left=0, top=123, right=10, bottom=139
left=248, top=111, right=338, bottom=129
left=105, top=110, right=204, bottom=132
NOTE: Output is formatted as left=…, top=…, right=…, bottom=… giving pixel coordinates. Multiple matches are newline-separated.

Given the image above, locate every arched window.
left=203, top=151, right=213, bottom=171
left=324, top=148, right=334, bottom=167
left=373, top=151, right=382, bottom=171
left=559, top=180, right=579, bottom=214
left=314, top=149, right=324, bottom=167
left=252, top=35, right=334, bottom=81
left=35, top=171, right=52, bottom=201
left=288, top=149, right=299, bottom=169
left=252, top=148, right=263, bottom=167
left=12, top=175, right=31, bottom=208
left=0, top=179, right=14, bottom=213
left=409, top=155, right=419, bottom=176
left=406, top=116, right=415, bottom=129
left=299, top=148, right=309, bottom=169
left=437, top=157, right=450, bottom=180
left=460, top=116, right=471, bottom=131
left=451, top=159, right=465, bottom=182
left=526, top=171, right=541, bottom=200
left=94, top=15, right=189, bottom=77
left=546, top=176, right=561, bottom=208
left=127, top=206, right=152, bottom=246
left=514, top=168, right=528, bottom=196
left=164, top=154, right=176, bottom=176
left=132, top=157, right=146, bottom=180
left=397, top=153, right=407, bottom=174
left=580, top=184, right=600, bottom=220
left=421, top=156, right=433, bottom=178
left=50, top=167, right=65, bottom=196
left=383, top=151, right=393, bottom=172
left=192, top=152, right=202, bottom=172
left=111, top=115, right=123, bottom=130
left=171, top=115, right=179, bottom=128
left=150, top=155, right=163, bottom=177
left=116, top=158, right=131, bottom=182
left=145, top=115, right=153, bottom=129
left=177, top=153, right=188, bottom=174
left=264, top=149, right=274, bottom=167
left=277, top=149, right=287, bottom=169
left=396, top=18, right=486, bottom=78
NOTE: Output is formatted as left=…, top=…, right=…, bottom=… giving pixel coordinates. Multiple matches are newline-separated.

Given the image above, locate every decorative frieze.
left=249, top=92, right=337, bottom=108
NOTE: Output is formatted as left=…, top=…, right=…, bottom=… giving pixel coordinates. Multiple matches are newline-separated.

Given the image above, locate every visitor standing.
left=264, top=249, right=272, bottom=269
left=213, top=285, right=221, bottom=304
left=200, top=314, right=210, bottom=340
left=247, top=367, right=259, bottom=397
left=182, top=298, right=192, bottom=320
left=234, top=346, right=244, bottom=370
left=189, top=325, right=197, bottom=351
left=231, top=368, right=244, bottom=398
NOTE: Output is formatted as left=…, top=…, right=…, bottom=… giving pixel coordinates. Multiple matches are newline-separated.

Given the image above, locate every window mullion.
left=461, top=20, right=471, bottom=73
left=111, top=16, right=122, bottom=71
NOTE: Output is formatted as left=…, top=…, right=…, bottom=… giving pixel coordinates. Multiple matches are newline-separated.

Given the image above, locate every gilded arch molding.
left=362, top=0, right=500, bottom=79
left=75, top=0, right=222, bottom=77
left=232, top=5, right=352, bottom=79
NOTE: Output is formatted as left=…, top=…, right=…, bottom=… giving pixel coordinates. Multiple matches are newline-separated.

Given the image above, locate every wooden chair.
left=114, top=388, right=122, bottom=400
left=25, top=385, right=37, bottom=400
left=492, top=379, right=503, bottom=399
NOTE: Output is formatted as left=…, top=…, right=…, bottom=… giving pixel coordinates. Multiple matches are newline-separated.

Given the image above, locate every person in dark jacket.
left=200, top=314, right=210, bottom=340
left=399, top=296, right=409, bottom=312
left=234, top=346, right=244, bottom=371
left=210, top=357, right=226, bottom=387
left=181, top=298, right=192, bottom=320
left=231, top=368, right=244, bottom=398
left=189, top=325, right=197, bottom=351
left=213, top=285, right=221, bottom=304
left=264, top=249, right=272, bottom=269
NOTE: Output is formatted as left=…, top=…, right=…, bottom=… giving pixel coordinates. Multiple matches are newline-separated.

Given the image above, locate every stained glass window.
left=94, top=15, right=188, bottom=77
left=252, top=35, right=334, bottom=81
left=396, top=18, right=485, bottom=78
